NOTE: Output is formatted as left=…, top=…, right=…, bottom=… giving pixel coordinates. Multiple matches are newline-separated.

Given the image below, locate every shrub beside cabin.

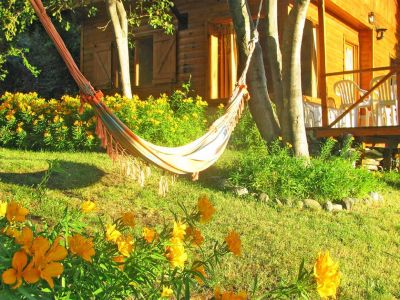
left=80, top=0, right=399, bottom=131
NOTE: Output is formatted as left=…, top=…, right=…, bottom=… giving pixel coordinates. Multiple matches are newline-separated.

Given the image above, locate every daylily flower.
left=116, top=235, right=134, bottom=257
left=193, top=264, right=207, bottom=285
left=112, top=255, right=125, bottom=271
left=161, top=286, right=173, bottom=298
left=186, top=227, right=204, bottom=246
left=2, top=251, right=29, bottom=289
left=197, top=195, right=215, bottom=223
left=15, top=227, right=34, bottom=254
left=214, top=287, right=247, bottom=300
left=29, top=236, right=68, bottom=288
left=6, top=202, right=29, bottom=222
left=106, top=224, right=122, bottom=243
left=0, top=201, right=7, bottom=218
left=314, top=251, right=340, bottom=299
left=143, top=227, right=156, bottom=243
left=68, top=234, right=95, bottom=262
left=165, top=238, right=187, bottom=269
left=80, top=200, right=96, bottom=213
left=225, top=231, right=241, bottom=256
left=121, top=212, right=135, bottom=227
left=172, top=221, right=187, bottom=240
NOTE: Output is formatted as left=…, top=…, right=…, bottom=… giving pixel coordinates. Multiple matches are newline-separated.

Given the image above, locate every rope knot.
left=79, top=90, right=103, bottom=114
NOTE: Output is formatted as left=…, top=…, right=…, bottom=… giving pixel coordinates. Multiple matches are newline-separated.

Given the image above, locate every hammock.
left=28, top=0, right=261, bottom=177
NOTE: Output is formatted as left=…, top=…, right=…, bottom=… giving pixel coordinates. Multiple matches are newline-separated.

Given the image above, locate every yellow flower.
left=143, top=227, right=156, bottom=243
left=68, top=234, right=95, bottom=262
left=197, top=195, right=215, bottom=223
left=106, top=224, right=122, bottom=243
left=6, top=202, right=29, bottom=223
left=161, top=286, right=173, bottom=298
left=1, top=251, right=30, bottom=289
left=172, top=221, right=187, bottom=240
left=186, top=227, right=204, bottom=247
left=0, top=201, right=7, bottom=218
left=165, top=238, right=187, bottom=269
left=80, top=200, right=96, bottom=213
left=225, top=231, right=241, bottom=256
left=116, top=235, right=134, bottom=257
left=121, top=212, right=135, bottom=227
left=314, top=251, right=340, bottom=299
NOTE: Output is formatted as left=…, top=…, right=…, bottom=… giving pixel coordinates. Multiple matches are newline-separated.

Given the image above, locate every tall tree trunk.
left=106, top=0, right=132, bottom=99
left=281, top=0, right=310, bottom=157
left=228, top=0, right=280, bottom=142
left=265, top=0, right=291, bottom=140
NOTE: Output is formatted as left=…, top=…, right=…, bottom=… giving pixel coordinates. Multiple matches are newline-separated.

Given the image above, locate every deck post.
left=397, top=70, right=400, bottom=125
left=317, top=0, right=328, bottom=127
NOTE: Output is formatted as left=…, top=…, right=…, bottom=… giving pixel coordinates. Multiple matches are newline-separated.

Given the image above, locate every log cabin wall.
left=80, top=0, right=399, bottom=109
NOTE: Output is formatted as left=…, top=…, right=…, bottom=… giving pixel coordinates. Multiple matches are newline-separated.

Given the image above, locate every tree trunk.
left=106, top=0, right=132, bottom=99
left=281, top=0, right=310, bottom=157
left=265, top=0, right=291, bottom=140
left=228, top=0, right=280, bottom=142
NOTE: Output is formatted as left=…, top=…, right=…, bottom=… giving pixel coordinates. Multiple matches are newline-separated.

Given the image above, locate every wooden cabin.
left=80, top=0, right=400, bottom=140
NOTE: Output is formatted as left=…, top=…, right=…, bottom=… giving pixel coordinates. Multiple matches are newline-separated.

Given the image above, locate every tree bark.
left=281, top=0, right=310, bottom=156
left=228, top=0, right=280, bottom=142
left=106, top=0, right=132, bottom=99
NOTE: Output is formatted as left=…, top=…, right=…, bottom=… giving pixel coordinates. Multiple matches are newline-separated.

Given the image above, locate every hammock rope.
left=28, top=0, right=263, bottom=177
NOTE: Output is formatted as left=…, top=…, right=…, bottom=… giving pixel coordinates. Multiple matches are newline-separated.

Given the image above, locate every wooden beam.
left=309, top=126, right=400, bottom=138
left=317, top=0, right=328, bottom=126
left=325, top=66, right=400, bottom=77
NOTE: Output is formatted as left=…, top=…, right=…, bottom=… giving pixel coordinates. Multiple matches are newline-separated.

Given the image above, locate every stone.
left=258, top=193, right=270, bottom=203
left=273, top=199, right=283, bottom=206
left=235, top=187, right=249, bottom=196
left=332, top=204, right=343, bottom=212
left=303, top=199, right=322, bottom=210
left=342, top=198, right=355, bottom=210
left=369, top=192, right=382, bottom=202
left=325, top=201, right=334, bottom=212
left=296, top=201, right=304, bottom=209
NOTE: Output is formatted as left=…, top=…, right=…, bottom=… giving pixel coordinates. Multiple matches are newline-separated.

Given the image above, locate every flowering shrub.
left=0, top=197, right=248, bottom=299
left=0, top=86, right=208, bottom=151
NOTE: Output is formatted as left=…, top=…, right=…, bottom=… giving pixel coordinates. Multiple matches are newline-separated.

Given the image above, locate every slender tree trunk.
left=106, top=0, right=132, bottom=99
left=228, top=0, right=280, bottom=142
left=281, top=0, right=310, bottom=156
left=265, top=0, right=292, bottom=140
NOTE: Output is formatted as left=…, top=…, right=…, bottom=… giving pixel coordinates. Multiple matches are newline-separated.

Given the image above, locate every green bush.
left=0, top=87, right=208, bottom=151
left=230, top=107, right=264, bottom=150
left=229, top=138, right=379, bottom=203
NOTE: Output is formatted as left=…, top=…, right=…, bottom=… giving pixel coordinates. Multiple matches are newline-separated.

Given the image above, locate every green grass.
left=0, top=147, right=400, bottom=299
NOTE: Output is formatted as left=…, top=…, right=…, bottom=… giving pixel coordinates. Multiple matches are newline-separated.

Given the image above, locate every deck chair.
left=333, top=80, right=373, bottom=127
left=370, top=75, right=397, bottom=126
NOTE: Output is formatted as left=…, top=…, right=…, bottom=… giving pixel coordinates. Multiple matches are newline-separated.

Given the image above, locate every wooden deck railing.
left=322, top=66, right=400, bottom=128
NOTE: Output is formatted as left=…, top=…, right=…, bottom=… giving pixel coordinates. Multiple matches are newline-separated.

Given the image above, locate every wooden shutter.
left=84, top=42, right=112, bottom=89
left=153, top=32, right=177, bottom=84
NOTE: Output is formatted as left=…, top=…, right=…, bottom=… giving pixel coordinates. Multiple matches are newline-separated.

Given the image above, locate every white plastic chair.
left=370, top=75, right=397, bottom=126
left=333, top=80, right=373, bottom=127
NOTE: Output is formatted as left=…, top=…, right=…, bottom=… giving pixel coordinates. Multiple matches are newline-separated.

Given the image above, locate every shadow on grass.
left=0, top=160, right=104, bottom=190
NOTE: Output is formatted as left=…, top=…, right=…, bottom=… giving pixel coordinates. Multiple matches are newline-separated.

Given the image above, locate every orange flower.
left=29, top=236, right=68, bottom=288
left=3, top=226, right=21, bottom=238
left=186, top=227, right=204, bottom=246
left=225, top=231, right=241, bottom=256
left=214, top=287, right=247, bottom=300
left=80, top=200, right=96, bottom=213
left=68, top=234, right=96, bottom=262
left=116, top=235, right=134, bottom=257
left=106, top=224, right=122, bottom=243
left=193, top=265, right=207, bottom=285
left=15, top=227, right=34, bottom=254
left=172, top=221, right=187, bottom=240
left=2, top=251, right=29, bottom=289
left=143, top=227, right=156, bottom=243
left=197, top=196, right=215, bottom=223
left=6, top=202, right=29, bottom=222
left=113, top=255, right=125, bottom=271
left=121, top=212, right=135, bottom=227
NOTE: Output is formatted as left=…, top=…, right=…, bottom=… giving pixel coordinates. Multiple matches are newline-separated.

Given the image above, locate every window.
left=132, top=31, right=176, bottom=87
left=344, top=41, right=359, bottom=83
left=208, top=23, right=238, bottom=100
left=301, top=19, right=318, bottom=98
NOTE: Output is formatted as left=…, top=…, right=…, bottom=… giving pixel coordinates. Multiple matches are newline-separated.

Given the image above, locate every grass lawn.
left=0, top=147, right=399, bottom=299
